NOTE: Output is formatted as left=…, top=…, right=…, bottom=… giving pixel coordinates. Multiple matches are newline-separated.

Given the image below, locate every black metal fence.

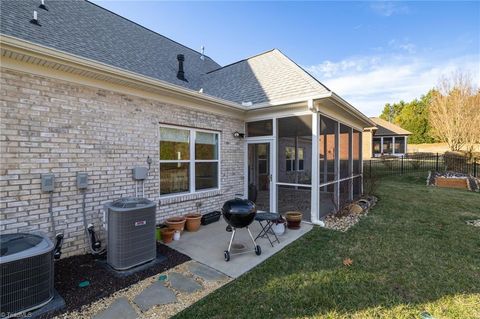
left=363, top=153, right=479, bottom=178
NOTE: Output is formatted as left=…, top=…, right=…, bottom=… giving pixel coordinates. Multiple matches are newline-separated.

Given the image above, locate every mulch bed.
left=44, top=243, right=189, bottom=318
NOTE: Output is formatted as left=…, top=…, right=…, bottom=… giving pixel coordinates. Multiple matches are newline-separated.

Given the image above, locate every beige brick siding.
left=0, top=68, right=244, bottom=257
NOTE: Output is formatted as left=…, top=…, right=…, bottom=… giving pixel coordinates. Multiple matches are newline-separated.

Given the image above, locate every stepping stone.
left=188, top=262, right=229, bottom=282
left=133, top=282, right=177, bottom=312
left=93, top=297, right=138, bottom=319
left=168, top=272, right=202, bottom=293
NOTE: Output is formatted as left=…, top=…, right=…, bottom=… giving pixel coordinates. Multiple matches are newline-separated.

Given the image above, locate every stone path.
left=91, top=261, right=229, bottom=319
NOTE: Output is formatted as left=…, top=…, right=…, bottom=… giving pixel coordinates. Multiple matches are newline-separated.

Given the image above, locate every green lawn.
left=175, top=175, right=480, bottom=319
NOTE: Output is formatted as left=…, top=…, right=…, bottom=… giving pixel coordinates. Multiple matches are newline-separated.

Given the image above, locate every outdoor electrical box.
left=77, top=172, right=88, bottom=189
left=132, top=167, right=148, bottom=180
left=41, top=174, right=55, bottom=192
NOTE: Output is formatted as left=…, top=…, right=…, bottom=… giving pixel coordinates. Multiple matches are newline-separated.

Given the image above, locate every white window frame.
left=285, top=146, right=305, bottom=172
left=159, top=124, right=221, bottom=198
left=285, top=146, right=295, bottom=172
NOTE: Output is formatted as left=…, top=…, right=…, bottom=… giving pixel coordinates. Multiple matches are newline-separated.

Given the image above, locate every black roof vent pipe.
left=177, top=54, right=187, bottom=82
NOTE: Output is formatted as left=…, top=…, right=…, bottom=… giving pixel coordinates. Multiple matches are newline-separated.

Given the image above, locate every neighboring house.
left=363, top=117, right=412, bottom=159
left=0, top=0, right=374, bottom=257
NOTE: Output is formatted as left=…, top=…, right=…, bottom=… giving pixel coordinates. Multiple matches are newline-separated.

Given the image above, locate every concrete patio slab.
left=188, top=261, right=229, bottom=282
left=169, top=219, right=312, bottom=278
left=133, top=282, right=177, bottom=312
left=93, top=297, right=138, bottom=319
left=168, top=272, right=203, bottom=293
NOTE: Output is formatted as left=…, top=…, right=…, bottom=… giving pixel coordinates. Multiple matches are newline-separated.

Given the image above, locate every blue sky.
left=93, top=1, right=479, bottom=116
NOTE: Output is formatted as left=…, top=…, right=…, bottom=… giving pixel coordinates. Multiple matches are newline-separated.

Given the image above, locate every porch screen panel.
left=277, top=115, right=312, bottom=222
left=353, top=130, right=361, bottom=175
left=383, top=137, right=393, bottom=154
left=319, top=116, right=337, bottom=184
left=319, top=183, right=336, bottom=217
left=372, top=138, right=381, bottom=155
left=277, top=115, right=312, bottom=184
left=339, top=179, right=352, bottom=206
left=339, top=124, right=351, bottom=179
left=353, top=176, right=361, bottom=200
left=246, top=120, right=273, bottom=137
left=277, top=185, right=311, bottom=218
left=394, top=136, right=405, bottom=154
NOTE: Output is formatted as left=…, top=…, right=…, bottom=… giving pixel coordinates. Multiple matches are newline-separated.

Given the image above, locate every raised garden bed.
left=42, top=243, right=190, bottom=318
left=427, top=171, right=479, bottom=192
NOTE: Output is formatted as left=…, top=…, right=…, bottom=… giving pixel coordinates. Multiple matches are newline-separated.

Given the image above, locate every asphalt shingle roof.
left=1, top=0, right=332, bottom=105
left=202, top=49, right=330, bottom=105
left=370, top=117, right=412, bottom=136
left=0, top=0, right=219, bottom=90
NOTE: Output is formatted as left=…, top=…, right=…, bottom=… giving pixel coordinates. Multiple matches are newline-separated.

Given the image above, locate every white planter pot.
left=173, top=230, right=181, bottom=241
left=272, top=223, right=285, bottom=236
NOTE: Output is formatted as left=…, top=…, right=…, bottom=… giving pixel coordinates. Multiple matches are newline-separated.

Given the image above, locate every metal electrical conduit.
left=78, top=175, right=105, bottom=256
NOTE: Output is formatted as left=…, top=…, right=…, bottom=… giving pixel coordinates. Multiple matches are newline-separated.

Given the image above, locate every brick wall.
left=0, top=68, right=245, bottom=257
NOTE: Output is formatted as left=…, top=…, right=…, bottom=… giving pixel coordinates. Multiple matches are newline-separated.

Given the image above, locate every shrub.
left=444, top=151, right=468, bottom=172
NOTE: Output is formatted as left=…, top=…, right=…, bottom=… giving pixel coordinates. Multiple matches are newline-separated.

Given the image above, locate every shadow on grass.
left=174, top=175, right=480, bottom=318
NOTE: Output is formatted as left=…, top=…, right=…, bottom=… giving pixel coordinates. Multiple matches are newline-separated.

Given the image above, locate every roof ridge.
left=84, top=0, right=218, bottom=64
left=206, top=48, right=276, bottom=74
left=272, top=49, right=332, bottom=93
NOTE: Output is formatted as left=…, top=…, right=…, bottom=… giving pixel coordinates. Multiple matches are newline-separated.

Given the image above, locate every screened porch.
left=245, top=112, right=363, bottom=222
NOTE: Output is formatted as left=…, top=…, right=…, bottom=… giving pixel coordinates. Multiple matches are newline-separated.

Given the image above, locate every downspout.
left=309, top=99, right=325, bottom=227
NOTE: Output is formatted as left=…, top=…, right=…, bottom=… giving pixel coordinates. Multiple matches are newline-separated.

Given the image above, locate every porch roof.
left=370, top=117, right=412, bottom=136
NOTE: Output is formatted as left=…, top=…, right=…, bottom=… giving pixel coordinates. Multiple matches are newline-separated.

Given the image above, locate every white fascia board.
left=247, top=93, right=332, bottom=110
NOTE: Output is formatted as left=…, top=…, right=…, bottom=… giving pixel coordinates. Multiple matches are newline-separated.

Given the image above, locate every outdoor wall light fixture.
left=146, top=156, right=152, bottom=170
left=233, top=131, right=245, bottom=139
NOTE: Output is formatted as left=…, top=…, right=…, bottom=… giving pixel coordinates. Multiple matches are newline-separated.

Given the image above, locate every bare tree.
left=429, top=71, right=480, bottom=153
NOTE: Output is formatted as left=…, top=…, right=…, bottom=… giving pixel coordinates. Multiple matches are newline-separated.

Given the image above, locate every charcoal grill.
left=222, top=197, right=261, bottom=261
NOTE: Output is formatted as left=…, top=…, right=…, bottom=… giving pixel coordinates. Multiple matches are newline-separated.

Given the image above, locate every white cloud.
left=305, top=53, right=480, bottom=116
left=388, top=39, right=416, bottom=54
left=370, top=2, right=410, bottom=17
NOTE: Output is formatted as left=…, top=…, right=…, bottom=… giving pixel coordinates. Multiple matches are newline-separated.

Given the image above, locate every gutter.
left=0, top=35, right=246, bottom=112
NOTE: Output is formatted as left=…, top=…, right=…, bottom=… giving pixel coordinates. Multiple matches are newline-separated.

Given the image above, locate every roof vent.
left=176, top=54, right=187, bottom=82
left=30, top=10, right=40, bottom=25
left=39, top=0, right=48, bottom=11
left=241, top=101, right=253, bottom=107
left=200, top=46, right=205, bottom=61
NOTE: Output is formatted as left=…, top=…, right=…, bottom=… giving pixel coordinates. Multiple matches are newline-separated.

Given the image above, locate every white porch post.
left=311, top=105, right=320, bottom=224
left=380, top=136, right=384, bottom=154
left=392, top=136, right=396, bottom=155
left=404, top=136, right=408, bottom=154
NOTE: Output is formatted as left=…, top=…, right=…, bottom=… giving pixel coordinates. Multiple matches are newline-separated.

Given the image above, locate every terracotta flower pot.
left=160, top=228, right=175, bottom=244
left=156, top=225, right=166, bottom=242
left=285, top=211, right=302, bottom=230
left=185, top=213, right=202, bottom=232
left=165, top=216, right=186, bottom=232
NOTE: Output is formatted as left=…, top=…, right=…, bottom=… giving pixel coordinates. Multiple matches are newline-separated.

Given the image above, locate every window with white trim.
left=285, top=146, right=304, bottom=172
left=159, top=126, right=219, bottom=196
left=285, top=146, right=295, bottom=172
